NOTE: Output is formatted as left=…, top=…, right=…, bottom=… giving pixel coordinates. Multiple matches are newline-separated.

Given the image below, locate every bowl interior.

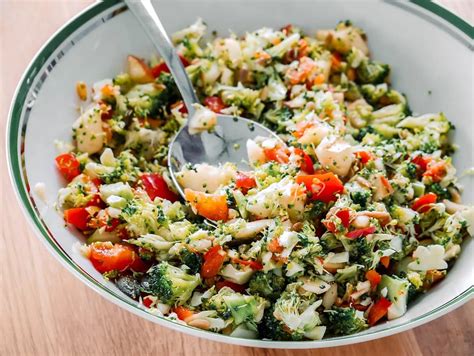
left=9, top=0, right=473, bottom=348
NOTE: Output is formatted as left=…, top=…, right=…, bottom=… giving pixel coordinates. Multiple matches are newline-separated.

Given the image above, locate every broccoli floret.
left=253, top=71, right=270, bottom=89
left=179, top=248, right=203, bottom=274
left=356, top=60, right=390, bottom=84
left=272, top=283, right=322, bottom=335
left=351, top=190, right=371, bottom=207
left=219, top=84, right=264, bottom=118
left=149, top=72, right=181, bottom=116
left=344, top=81, right=362, bottom=101
left=258, top=307, right=304, bottom=341
left=427, top=183, right=450, bottom=200
left=354, top=125, right=375, bottom=142
left=420, top=140, right=439, bottom=154
left=349, top=237, right=373, bottom=266
left=113, top=73, right=133, bottom=93
left=203, top=287, right=267, bottom=325
left=306, top=200, right=326, bottom=219
left=263, top=107, right=292, bottom=133
left=147, top=262, right=200, bottom=305
left=361, top=83, right=388, bottom=104
left=407, top=282, right=420, bottom=304
left=325, top=307, right=367, bottom=336
left=248, top=271, right=286, bottom=301
left=405, top=162, right=418, bottom=179
left=320, top=233, right=342, bottom=253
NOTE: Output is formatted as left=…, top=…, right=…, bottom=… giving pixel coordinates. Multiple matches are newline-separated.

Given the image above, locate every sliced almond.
left=187, top=318, right=211, bottom=330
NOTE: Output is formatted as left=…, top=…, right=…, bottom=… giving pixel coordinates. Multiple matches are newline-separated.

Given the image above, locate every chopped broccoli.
left=404, top=162, right=418, bottom=179
left=325, top=307, right=367, bottom=336
left=263, top=107, right=292, bottom=133
left=146, top=261, right=200, bottom=305
left=248, top=271, right=286, bottom=300
left=113, top=73, right=133, bottom=93
left=148, top=72, right=181, bottom=117
left=407, top=282, right=420, bottom=303
left=356, top=60, right=390, bottom=84
left=203, top=287, right=267, bottom=325
left=218, top=84, right=264, bottom=118
left=427, top=183, right=450, bottom=200
left=272, top=283, right=322, bottom=334
left=320, top=233, right=342, bottom=253
left=354, top=125, right=376, bottom=142
left=179, top=248, right=203, bottom=274
left=344, top=81, right=362, bottom=101
left=258, top=307, right=304, bottom=341
left=361, top=83, right=388, bottom=104
left=306, top=200, right=326, bottom=219
left=349, top=237, right=373, bottom=266
left=351, top=190, right=371, bottom=207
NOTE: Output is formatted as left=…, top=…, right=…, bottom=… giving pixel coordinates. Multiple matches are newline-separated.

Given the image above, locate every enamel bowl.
left=7, top=0, right=473, bottom=348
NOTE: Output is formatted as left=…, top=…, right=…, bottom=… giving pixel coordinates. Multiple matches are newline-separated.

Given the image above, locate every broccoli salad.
left=55, top=20, right=473, bottom=340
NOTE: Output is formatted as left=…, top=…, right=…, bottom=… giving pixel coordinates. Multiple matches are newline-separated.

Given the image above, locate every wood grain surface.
left=0, top=1, right=472, bottom=355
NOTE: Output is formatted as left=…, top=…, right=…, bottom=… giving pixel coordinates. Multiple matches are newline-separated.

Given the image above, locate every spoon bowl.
left=168, top=114, right=277, bottom=197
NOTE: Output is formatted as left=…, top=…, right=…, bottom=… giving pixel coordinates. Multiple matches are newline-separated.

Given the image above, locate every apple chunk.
left=127, top=55, right=154, bottom=84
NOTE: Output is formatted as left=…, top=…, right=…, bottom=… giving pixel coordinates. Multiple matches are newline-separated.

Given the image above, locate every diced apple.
left=127, top=55, right=154, bottom=84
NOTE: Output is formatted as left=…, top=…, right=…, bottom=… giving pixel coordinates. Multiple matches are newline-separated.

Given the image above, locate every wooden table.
left=0, top=1, right=472, bottom=355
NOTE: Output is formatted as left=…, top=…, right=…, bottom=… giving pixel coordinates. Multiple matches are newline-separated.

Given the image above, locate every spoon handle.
left=125, top=0, right=199, bottom=114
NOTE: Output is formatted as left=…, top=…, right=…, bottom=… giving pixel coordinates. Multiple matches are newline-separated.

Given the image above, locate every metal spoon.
left=126, top=0, right=280, bottom=198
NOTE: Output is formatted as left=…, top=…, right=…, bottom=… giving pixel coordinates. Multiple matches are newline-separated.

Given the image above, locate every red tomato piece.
left=423, top=161, right=447, bottom=183
left=215, top=280, right=247, bottom=293
left=296, top=172, right=344, bottom=203
left=89, top=242, right=137, bottom=273
left=171, top=100, right=188, bottom=114
left=264, top=146, right=290, bottom=164
left=337, top=209, right=351, bottom=228
left=185, top=189, right=229, bottom=221
left=64, top=207, right=91, bottom=230
left=86, top=193, right=106, bottom=208
left=323, top=209, right=350, bottom=233
left=380, top=256, right=391, bottom=269
left=151, top=55, right=190, bottom=78
left=203, top=96, right=227, bottom=113
left=412, top=155, right=431, bottom=172
left=235, top=172, right=257, bottom=194
left=411, top=193, right=437, bottom=213
left=355, top=151, right=373, bottom=165
left=142, top=296, right=154, bottom=308
left=365, top=269, right=382, bottom=288
left=55, top=153, right=81, bottom=181
left=201, top=245, right=226, bottom=278
left=232, top=258, right=263, bottom=271
left=141, top=173, right=179, bottom=202
left=293, top=148, right=314, bottom=174
left=346, top=226, right=376, bottom=239
left=129, top=255, right=151, bottom=272
left=172, top=306, right=195, bottom=321
left=331, top=52, right=343, bottom=70
left=368, top=297, right=392, bottom=326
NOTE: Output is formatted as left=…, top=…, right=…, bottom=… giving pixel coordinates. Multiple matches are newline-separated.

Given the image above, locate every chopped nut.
left=76, top=81, right=87, bottom=101
left=187, top=318, right=210, bottom=330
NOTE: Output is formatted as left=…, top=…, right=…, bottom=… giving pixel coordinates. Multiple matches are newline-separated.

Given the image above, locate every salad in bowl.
left=53, top=19, right=473, bottom=341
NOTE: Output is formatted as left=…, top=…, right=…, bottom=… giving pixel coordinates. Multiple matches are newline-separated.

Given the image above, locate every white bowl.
left=7, top=0, right=473, bottom=348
